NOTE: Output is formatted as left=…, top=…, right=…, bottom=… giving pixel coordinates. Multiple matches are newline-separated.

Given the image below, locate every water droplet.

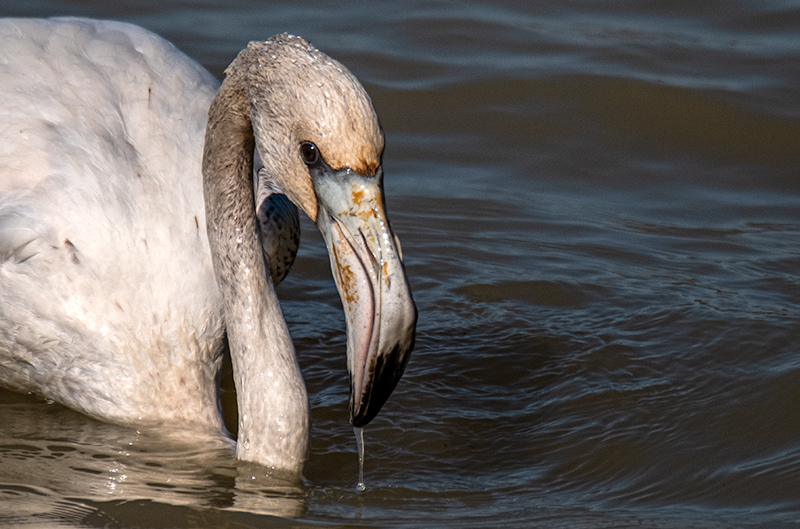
left=354, top=426, right=366, bottom=492
left=236, top=236, right=243, bottom=244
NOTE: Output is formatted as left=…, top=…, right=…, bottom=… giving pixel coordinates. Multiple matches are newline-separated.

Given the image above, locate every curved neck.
left=202, top=79, right=309, bottom=476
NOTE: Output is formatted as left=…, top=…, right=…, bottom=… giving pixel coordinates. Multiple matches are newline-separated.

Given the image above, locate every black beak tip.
left=349, top=332, right=416, bottom=427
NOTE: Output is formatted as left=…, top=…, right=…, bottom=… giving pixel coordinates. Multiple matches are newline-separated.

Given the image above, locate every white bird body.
left=0, top=17, right=417, bottom=477
left=0, top=18, right=226, bottom=429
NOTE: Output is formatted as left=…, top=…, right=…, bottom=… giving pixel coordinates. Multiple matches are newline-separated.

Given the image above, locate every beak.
left=314, top=165, right=417, bottom=427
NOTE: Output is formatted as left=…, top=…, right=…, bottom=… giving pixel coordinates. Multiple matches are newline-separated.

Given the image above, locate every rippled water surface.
left=2, top=1, right=800, bottom=527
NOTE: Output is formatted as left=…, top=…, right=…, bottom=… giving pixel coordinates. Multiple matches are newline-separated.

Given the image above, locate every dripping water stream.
left=354, top=426, right=365, bottom=492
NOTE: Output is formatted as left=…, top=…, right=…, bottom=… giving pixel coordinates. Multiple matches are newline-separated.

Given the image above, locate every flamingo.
left=0, top=17, right=416, bottom=477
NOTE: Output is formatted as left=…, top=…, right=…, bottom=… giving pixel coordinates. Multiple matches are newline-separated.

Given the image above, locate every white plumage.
left=0, top=18, right=226, bottom=428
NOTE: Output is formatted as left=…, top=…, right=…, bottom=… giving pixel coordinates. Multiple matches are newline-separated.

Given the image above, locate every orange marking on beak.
left=331, top=243, right=359, bottom=304
left=352, top=187, right=365, bottom=206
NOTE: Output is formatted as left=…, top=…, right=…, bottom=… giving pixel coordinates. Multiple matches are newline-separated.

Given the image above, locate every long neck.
left=203, top=78, right=309, bottom=477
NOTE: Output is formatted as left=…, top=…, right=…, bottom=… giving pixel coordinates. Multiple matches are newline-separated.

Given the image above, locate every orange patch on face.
left=355, top=158, right=380, bottom=177
left=334, top=157, right=380, bottom=177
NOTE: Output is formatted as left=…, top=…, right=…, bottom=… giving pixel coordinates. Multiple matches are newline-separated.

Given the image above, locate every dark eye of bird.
left=300, top=141, right=321, bottom=167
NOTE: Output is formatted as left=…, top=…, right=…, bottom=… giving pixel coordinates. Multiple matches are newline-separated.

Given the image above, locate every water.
left=354, top=427, right=366, bottom=493
left=1, top=1, right=800, bottom=527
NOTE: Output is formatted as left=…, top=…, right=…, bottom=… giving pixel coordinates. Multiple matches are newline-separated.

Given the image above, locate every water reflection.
left=0, top=390, right=306, bottom=523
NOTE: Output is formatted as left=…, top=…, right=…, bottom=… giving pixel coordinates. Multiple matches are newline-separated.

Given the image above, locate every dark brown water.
left=2, top=1, right=800, bottom=527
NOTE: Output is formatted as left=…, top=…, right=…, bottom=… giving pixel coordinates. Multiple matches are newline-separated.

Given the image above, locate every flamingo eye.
left=300, top=141, right=321, bottom=167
